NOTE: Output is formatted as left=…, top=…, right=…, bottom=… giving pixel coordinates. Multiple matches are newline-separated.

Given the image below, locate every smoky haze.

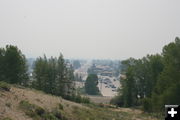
left=0, top=0, right=180, bottom=59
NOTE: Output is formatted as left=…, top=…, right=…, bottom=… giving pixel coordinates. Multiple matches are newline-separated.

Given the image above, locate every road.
left=74, top=61, right=121, bottom=97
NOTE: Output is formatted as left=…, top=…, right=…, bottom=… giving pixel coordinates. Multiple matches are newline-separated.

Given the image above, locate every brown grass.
left=85, top=95, right=113, bottom=103
left=0, top=86, right=160, bottom=120
left=0, top=86, right=86, bottom=120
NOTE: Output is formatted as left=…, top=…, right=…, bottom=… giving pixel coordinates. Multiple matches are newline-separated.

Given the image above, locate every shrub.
left=19, top=100, right=33, bottom=110
left=43, top=113, right=58, bottom=120
left=63, top=94, right=90, bottom=104
left=110, top=95, right=124, bottom=106
left=0, top=82, right=11, bottom=91
left=19, top=100, right=45, bottom=118
left=19, top=100, right=67, bottom=120
left=75, top=94, right=81, bottom=103
left=52, top=108, right=68, bottom=120
left=52, top=109, right=62, bottom=119
left=5, top=102, right=11, bottom=108
left=142, top=98, right=152, bottom=112
left=2, top=117, right=12, bottom=120
left=58, top=103, right=64, bottom=110
left=35, top=106, right=45, bottom=116
left=81, top=97, right=90, bottom=104
left=66, top=104, right=69, bottom=107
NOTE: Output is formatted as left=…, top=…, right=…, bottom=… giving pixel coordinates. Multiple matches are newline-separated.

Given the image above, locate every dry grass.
left=0, top=86, right=86, bottom=120
left=0, top=85, right=161, bottom=120
left=86, top=95, right=113, bottom=103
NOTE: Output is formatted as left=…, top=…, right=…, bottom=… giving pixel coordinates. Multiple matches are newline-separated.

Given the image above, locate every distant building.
left=100, top=72, right=113, bottom=77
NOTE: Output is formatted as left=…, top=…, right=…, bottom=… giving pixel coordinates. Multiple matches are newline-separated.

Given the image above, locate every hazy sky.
left=0, top=0, right=180, bottom=59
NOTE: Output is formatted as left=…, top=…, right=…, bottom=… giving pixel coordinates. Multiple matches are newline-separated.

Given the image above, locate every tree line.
left=32, top=54, right=75, bottom=98
left=0, top=45, right=89, bottom=103
left=111, top=37, right=180, bottom=113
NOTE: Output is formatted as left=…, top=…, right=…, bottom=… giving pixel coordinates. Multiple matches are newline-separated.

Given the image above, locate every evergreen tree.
left=65, top=64, right=75, bottom=96
left=0, top=45, right=29, bottom=85
left=85, top=74, right=99, bottom=95
left=32, top=53, right=75, bottom=98
left=0, top=48, right=5, bottom=81
left=47, top=57, right=57, bottom=94
left=56, top=54, right=66, bottom=97
left=121, top=58, right=137, bottom=107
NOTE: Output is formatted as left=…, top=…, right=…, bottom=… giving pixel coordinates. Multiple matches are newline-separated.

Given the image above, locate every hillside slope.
left=0, top=85, right=159, bottom=120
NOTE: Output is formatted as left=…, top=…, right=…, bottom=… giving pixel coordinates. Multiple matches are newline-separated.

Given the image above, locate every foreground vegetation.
left=0, top=83, right=160, bottom=120
left=19, top=100, right=67, bottom=120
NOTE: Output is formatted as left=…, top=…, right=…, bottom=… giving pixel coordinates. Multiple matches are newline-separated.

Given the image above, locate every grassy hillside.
left=0, top=83, right=161, bottom=120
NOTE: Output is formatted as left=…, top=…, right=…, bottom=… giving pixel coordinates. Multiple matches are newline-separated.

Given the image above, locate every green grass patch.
left=0, top=82, right=11, bottom=91
left=19, top=100, right=45, bottom=119
left=2, top=117, right=13, bottom=120
left=58, top=103, right=64, bottom=110
left=72, top=105, right=130, bottom=120
left=19, top=100, right=68, bottom=120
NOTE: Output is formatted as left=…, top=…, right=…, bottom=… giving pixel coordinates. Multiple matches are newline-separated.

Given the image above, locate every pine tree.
left=0, top=48, right=5, bottom=81
left=85, top=74, right=99, bottom=95
left=0, top=45, right=29, bottom=85
left=56, top=53, right=66, bottom=97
